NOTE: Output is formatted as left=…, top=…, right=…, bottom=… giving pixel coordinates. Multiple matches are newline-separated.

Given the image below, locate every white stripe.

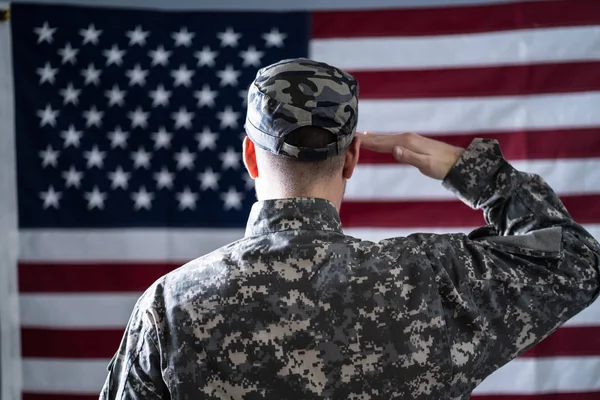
left=21, top=356, right=600, bottom=394
left=310, top=26, right=600, bottom=70
left=356, top=92, right=600, bottom=134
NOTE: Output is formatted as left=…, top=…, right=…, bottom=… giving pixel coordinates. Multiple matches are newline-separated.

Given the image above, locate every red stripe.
left=471, top=393, right=600, bottom=400
left=352, top=62, right=600, bottom=99
left=358, top=128, right=600, bottom=163
left=312, top=0, right=600, bottom=38
left=521, top=326, right=600, bottom=358
left=23, top=395, right=97, bottom=400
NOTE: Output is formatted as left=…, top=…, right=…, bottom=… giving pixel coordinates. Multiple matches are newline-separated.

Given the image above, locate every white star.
left=263, top=28, right=286, bottom=47
left=216, top=65, right=240, bottom=87
left=131, top=186, right=154, bottom=210
left=40, top=186, right=61, bottom=209
left=151, top=127, right=172, bottom=149
left=80, top=24, right=102, bottom=45
left=84, top=146, right=106, bottom=169
left=217, top=106, right=240, bottom=129
left=37, top=104, right=59, bottom=127
left=149, top=85, right=171, bottom=107
left=83, top=105, right=103, bottom=128
left=108, top=126, right=129, bottom=149
left=239, top=89, right=248, bottom=106
left=81, top=63, right=101, bottom=86
left=36, top=62, right=58, bottom=84
left=39, top=145, right=60, bottom=168
left=126, top=26, right=149, bottom=46
left=193, top=85, right=217, bottom=108
left=62, top=166, right=84, bottom=188
left=126, top=64, right=148, bottom=86
left=194, top=46, right=218, bottom=67
left=171, top=107, right=194, bottom=130
left=131, top=147, right=152, bottom=169
left=59, top=83, right=81, bottom=105
left=58, top=42, right=78, bottom=64
left=84, top=186, right=107, bottom=210
left=195, top=126, right=218, bottom=151
left=174, top=147, right=195, bottom=170
left=148, top=45, right=171, bottom=66
left=103, top=45, right=126, bottom=66
left=171, top=65, right=194, bottom=87
left=221, top=187, right=244, bottom=210
left=176, top=187, right=198, bottom=210
left=154, top=167, right=174, bottom=190
left=217, top=27, right=241, bottom=47
left=198, top=167, right=220, bottom=191
left=34, top=22, right=56, bottom=44
left=128, top=107, right=149, bottom=129
left=239, top=46, right=264, bottom=67
left=219, top=147, right=241, bottom=170
left=172, top=27, right=195, bottom=47
left=105, top=84, right=126, bottom=107
left=244, top=173, right=255, bottom=189
left=108, top=166, right=130, bottom=190
left=60, top=125, right=82, bottom=148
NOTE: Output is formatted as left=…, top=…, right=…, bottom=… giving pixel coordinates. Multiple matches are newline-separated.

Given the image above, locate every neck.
left=255, top=182, right=343, bottom=211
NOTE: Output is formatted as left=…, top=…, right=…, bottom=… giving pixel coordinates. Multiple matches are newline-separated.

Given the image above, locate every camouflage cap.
left=244, top=58, right=359, bottom=160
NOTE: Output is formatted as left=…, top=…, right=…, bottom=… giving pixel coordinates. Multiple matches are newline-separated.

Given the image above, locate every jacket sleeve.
left=423, top=139, right=600, bottom=395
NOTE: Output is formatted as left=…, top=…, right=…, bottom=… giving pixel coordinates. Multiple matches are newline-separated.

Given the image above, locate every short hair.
left=255, top=126, right=346, bottom=193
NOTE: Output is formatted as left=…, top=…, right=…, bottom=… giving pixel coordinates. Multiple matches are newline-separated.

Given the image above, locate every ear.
left=243, top=136, right=259, bottom=179
left=342, top=135, right=361, bottom=179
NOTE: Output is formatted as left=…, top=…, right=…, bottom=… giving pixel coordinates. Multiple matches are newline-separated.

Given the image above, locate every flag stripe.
left=312, top=1, right=600, bottom=38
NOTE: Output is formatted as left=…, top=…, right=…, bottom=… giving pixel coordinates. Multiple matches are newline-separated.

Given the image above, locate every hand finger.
left=393, top=146, right=430, bottom=171
left=359, top=133, right=399, bottom=153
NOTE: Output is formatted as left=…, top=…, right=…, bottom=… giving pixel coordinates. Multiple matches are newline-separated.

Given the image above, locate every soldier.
left=100, top=58, right=600, bottom=399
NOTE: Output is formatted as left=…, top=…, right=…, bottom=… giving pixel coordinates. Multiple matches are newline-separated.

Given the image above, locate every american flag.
left=3, top=0, right=600, bottom=399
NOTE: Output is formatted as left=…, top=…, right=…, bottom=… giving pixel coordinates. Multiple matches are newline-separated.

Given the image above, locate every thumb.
left=393, top=146, right=403, bottom=162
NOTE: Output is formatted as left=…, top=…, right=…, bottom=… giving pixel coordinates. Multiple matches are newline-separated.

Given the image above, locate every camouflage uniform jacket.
left=100, top=139, right=600, bottom=400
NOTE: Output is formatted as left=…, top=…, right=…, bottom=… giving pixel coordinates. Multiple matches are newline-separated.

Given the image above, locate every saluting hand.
left=358, top=132, right=465, bottom=181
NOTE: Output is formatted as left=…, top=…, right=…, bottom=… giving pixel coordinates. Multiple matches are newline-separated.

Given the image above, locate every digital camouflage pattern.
left=244, top=58, right=358, bottom=160
left=100, top=139, right=600, bottom=400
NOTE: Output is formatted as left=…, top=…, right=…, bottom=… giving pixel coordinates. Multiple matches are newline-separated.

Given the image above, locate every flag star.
left=149, top=85, right=171, bottom=107
left=171, top=107, right=194, bottom=130
left=154, top=167, right=174, bottom=190
left=219, top=147, right=241, bottom=170
left=174, top=147, right=196, bottom=170
left=84, top=146, right=106, bottom=169
left=62, top=166, right=84, bottom=188
left=216, top=64, right=240, bottom=87
left=105, top=84, right=126, bottom=107
left=84, top=186, right=107, bottom=210
left=131, top=147, right=152, bottom=169
left=196, top=127, right=218, bottom=151
left=60, top=83, right=81, bottom=105
left=39, top=145, right=60, bottom=168
left=151, top=127, right=172, bottom=149
left=217, top=27, right=241, bottom=47
left=176, top=187, right=198, bottom=210
left=83, top=105, right=104, bottom=128
left=194, top=46, right=218, bottom=67
left=40, top=186, right=61, bottom=209
left=34, top=22, right=56, bottom=44
left=36, top=62, right=58, bottom=84
left=171, top=65, right=194, bottom=87
left=239, top=46, right=264, bottom=67
left=221, top=187, right=244, bottom=210
left=80, top=24, right=102, bottom=45
left=126, top=64, right=148, bottom=86
left=198, top=167, right=220, bottom=191
left=108, top=126, right=129, bottom=149
left=60, top=125, right=82, bottom=148
left=103, top=44, right=126, bottom=66
left=263, top=28, right=287, bottom=47
left=126, top=26, right=149, bottom=46
left=217, top=106, right=240, bottom=129
left=131, top=186, right=154, bottom=210
left=58, top=42, right=78, bottom=64
left=81, top=63, right=101, bottom=86
left=172, top=27, right=195, bottom=47
left=148, top=45, right=171, bottom=67
left=244, top=173, right=255, bottom=189
left=108, top=166, right=131, bottom=190
left=128, top=107, right=149, bottom=129
left=37, top=104, right=59, bottom=127
left=193, top=85, right=217, bottom=108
